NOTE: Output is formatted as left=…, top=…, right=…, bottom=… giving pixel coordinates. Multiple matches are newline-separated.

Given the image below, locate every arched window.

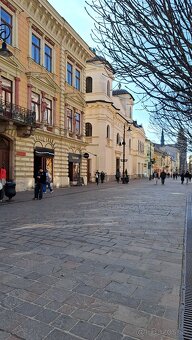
left=116, top=133, right=120, bottom=145
left=86, top=77, right=92, bottom=93
left=107, top=80, right=110, bottom=97
left=107, top=125, right=110, bottom=139
left=85, top=122, right=92, bottom=136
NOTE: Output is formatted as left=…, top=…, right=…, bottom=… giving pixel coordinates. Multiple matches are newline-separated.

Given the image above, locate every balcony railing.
left=0, top=99, right=36, bottom=126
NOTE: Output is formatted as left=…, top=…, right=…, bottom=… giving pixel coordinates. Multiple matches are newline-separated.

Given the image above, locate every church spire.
left=161, top=129, right=165, bottom=146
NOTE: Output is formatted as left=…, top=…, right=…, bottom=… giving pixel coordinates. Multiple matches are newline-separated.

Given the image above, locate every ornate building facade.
left=85, top=55, right=146, bottom=181
left=0, top=0, right=93, bottom=191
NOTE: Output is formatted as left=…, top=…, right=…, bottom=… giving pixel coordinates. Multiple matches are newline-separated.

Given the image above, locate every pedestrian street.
left=0, top=178, right=190, bottom=340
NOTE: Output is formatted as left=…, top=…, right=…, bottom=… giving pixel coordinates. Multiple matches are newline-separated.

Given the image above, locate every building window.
left=44, top=44, right=52, bottom=72
left=107, top=125, right=110, bottom=139
left=85, top=122, right=92, bottom=137
left=67, top=62, right=73, bottom=86
left=75, top=69, right=80, bottom=90
left=32, top=34, right=41, bottom=64
left=75, top=112, right=80, bottom=134
left=86, top=77, right=92, bottom=93
left=117, top=133, right=120, bottom=145
left=0, top=8, right=12, bottom=45
left=107, top=80, right=110, bottom=97
left=44, top=98, right=52, bottom=125
left=67, top=108, right=73, bottom=131
left=31, top=92, right=40, bottom=122
left=1, top=77, right=12, bottom=103
left=129, top=138, right=131, bottom=150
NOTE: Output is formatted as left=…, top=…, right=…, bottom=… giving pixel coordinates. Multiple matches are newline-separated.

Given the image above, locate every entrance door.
left=34, top=148, right=54, bottom=180
left=116, top=158, right=120, bottom=171
left=0, top=137, right=9, bottom=179
left=69, top=162, right=73, bottom=181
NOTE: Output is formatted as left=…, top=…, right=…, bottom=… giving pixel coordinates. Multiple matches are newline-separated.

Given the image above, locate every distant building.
left=85, top=54, right=146, bottom=181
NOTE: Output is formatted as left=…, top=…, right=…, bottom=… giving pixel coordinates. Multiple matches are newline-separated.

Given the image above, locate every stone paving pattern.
left=0, top=179, right=190, bottom=339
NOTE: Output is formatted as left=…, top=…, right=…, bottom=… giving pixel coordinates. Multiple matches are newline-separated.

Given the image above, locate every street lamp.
left=0, top=24, right=13, bottom=57
left=121, top=123, right=132, bottom=183
left=149, top=141, right=152, bottom=180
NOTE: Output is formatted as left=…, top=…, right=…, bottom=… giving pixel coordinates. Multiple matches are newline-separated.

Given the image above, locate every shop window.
left=0, top=8, right=12, bottom=45
left=86, top=77, right=92, bottom=93
left=85, top=122, right=92, bottom=136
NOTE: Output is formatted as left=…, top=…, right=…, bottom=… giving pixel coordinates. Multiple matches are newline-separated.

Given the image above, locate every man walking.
left=160, top=170, right=166, bottom=185
left=34, top=168, right=46, bottom=200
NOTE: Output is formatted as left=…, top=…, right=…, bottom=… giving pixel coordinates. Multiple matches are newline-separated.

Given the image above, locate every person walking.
left=45, top=169, right=53, bottom=193
left=95, top=170, right=99, bottom=185
left=0, top=164, right=6, bottom=202
left=160, top=170, right=166, bottom=185
left=33, top=168, right=46, bottom=200
left=116, top=169, right=121, bottom=183
left=185, top=170, right=190, bottom=184
left=153, top=171, right=159, bottom=185
left=181, top=172, right=185, bottom=184
left=100, top=171, right=105, bottom=183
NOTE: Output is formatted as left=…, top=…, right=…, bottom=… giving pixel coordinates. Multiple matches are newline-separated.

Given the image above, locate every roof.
left=86, top=55, right=116, bottom=74
left=112, top=89, right=135, bottom=100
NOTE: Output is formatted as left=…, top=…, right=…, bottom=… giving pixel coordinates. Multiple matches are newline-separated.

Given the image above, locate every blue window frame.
left=75, top=69, right=80, bottom=90
left=44, top=44, right=52, bottom=72
left=67, top=62, right=73, bottom=85
left=32, top=34, right=40, bottom=64
left=0, top=8, right=12, bottom=45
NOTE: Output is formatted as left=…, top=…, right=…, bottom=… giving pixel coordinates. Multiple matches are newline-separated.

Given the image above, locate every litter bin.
left=4, top=181, right=16, bottom=201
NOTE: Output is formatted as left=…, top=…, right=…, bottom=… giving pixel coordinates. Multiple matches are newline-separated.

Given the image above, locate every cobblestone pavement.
left=0, top=178, right=190, bottom=340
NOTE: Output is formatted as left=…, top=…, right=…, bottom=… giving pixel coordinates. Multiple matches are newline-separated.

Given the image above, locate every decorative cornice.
left=1, top=0, right=16, bottom=12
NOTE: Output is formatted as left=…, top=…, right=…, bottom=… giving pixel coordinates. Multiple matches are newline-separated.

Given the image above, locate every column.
left=15, top=77, right=20, bottom=106
left=53, top=97, right=57, bottom=126
left=27, top=84, right=33, bottom=110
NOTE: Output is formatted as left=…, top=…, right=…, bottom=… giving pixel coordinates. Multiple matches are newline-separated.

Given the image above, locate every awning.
left=34, top=147, right=54, bottom=157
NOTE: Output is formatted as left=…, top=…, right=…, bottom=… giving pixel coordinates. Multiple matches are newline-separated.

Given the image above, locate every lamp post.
left=121, top=123, right=132, bottom=184
left=149, top=141, right=152, bottom=180
left=0, top=24, right=13, bottom=57
left=122, top=124, right=126, bottom=184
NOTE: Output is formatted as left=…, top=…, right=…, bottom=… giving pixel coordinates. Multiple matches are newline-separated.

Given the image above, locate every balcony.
left=0, top=99, right=36, bottom=127
left=0, top=99, right=36, bottom=137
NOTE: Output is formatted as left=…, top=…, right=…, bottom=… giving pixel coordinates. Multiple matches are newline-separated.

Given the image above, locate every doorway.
left=34, top=147, right=54, bottom=180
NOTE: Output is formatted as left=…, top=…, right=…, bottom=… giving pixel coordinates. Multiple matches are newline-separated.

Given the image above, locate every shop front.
left=68, top=153, right=81, bottom=185
left=34, top=147, right=54, bottom=181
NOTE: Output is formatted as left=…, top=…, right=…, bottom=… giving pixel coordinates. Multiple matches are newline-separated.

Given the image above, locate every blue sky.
left=48, top=0, right=160, bottom=143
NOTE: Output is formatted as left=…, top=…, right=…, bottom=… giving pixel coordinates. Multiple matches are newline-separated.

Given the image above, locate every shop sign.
left=68, top=153, right=81, bottom=163
left=83, top=153, right=89, bottom=159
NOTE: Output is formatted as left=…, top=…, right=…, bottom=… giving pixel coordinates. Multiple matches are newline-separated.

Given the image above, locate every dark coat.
left=35, top=170, right=46, bottom=184
left=160, top=171, right=166, bottom=179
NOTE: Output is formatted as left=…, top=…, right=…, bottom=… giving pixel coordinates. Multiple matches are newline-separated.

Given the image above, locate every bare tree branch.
left=85, top=0, right=192, bottom=143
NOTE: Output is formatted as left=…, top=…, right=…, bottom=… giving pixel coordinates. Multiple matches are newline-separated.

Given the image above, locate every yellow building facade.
left=85, top=56, right=146, bottom=181
left=0, top=0, right=93, bottom=191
